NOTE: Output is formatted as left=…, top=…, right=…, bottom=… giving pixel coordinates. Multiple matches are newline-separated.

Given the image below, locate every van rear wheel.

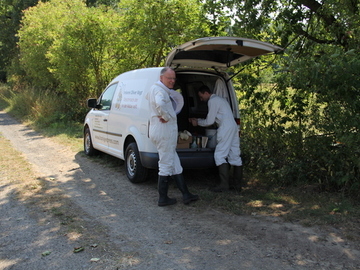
left=125, top=142, right=148, bottom=183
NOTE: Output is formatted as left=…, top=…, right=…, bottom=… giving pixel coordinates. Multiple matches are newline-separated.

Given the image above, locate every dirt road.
left=1, top=110, right=360, bottom=270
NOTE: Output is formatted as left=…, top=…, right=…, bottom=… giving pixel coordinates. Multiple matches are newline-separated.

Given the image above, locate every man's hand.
left=158, top=116, right=168, bottom=123
left=188, top=118, right=198, bottom=126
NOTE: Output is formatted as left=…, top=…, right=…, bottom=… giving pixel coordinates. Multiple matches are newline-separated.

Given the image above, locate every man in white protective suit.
left=189, top=85, right=243, bottom=192
left=147, top=67, right=199, bottom=206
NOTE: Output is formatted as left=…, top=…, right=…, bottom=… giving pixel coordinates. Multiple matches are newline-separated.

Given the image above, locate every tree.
left=0, top=0, right=39, bottom=82
left=117, top=0, right=208, bottom=68
left=16, top=0, right=209, bottom=121
left=201, top=0, right=233, bottom=36
left=226, top=0, right=359, bottom=50
left=17, top=0, right=73, bottom=89
left=18, top=0, right=124, bottom=95
left=46, top=5, right=125, bottom=98
left=223, top=0, right=360, bottom=192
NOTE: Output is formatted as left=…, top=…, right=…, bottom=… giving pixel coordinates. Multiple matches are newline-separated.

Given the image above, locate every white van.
left=84, top=37, right=282, bottom=183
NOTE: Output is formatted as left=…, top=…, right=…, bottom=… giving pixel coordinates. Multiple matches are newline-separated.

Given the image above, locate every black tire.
left=125, top=142, right=148, bottom=183
left=84, top=126, right=98, bottom=156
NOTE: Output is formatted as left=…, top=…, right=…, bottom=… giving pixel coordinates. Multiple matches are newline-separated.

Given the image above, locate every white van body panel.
left=91, top=68, right=162, bottom=159
left=89, top=110, right=109, bottom=151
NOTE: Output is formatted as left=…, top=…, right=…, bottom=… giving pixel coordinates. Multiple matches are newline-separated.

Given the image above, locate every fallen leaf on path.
left=73, top=247, right=85, bottom=253
left=41, top=251, right=51, bottom=257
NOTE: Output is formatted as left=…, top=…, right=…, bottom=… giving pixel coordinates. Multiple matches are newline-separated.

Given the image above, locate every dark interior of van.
left=175, top=73, right=222, bottom=137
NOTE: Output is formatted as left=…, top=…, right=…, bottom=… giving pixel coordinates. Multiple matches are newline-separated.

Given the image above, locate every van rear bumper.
left=140, top=149, right=216, bottom=169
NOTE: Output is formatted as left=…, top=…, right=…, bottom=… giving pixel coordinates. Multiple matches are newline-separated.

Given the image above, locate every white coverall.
left=147, top=81, right=183, bottom=176
left=197, top=94, right=243, bottom=167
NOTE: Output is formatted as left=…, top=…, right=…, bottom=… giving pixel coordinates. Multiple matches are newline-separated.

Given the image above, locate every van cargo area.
left=174, top=70, right=237, bottom=148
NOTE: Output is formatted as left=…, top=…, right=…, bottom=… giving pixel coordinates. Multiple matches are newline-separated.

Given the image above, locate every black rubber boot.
left=232, top=165, right=243, bottom=192
left=211, top=163, right=230, bottom=192
left=172, top=174, right=199, bottom=205
left=158, top=175, right=177, bottom=206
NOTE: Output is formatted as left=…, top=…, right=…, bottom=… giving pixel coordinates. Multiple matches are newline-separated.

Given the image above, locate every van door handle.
left=103, top=119, right=108, bottom=122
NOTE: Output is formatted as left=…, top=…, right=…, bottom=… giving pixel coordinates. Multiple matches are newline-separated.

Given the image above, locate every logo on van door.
left=113, top=79, right=146, bottom=113
left=114, top=82, right=124, bottom=110
left=121, top=90, right=143, bottom=109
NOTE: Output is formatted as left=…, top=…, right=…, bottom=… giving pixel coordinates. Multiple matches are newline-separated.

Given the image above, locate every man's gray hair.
left=160, top=67, right=173, bottom=75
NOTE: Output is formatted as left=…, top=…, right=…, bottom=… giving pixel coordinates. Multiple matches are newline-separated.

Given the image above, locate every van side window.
left=99, top=83, right=117, bottom=110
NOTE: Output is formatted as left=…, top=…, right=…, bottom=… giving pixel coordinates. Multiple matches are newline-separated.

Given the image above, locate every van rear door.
left=165, top=36, right=282, bottom=69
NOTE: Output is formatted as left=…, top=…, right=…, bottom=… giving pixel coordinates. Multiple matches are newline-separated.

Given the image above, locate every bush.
left=239, top=49, right=360, bottom=197
left=0, top=85, right=87, bottom=126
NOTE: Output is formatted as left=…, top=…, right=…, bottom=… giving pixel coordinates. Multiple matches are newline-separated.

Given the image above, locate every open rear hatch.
left=165, top=36, right=283, bottom=69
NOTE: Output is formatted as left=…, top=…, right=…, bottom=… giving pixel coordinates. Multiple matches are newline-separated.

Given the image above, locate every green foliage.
left=0, top=0, right=39, bottom=81
left=201, top=0, right=233, bottom=36
left=117, top=0, right=208, bottom=68
left=227, top=0, right=360, bottom=195
left=18, top=0, right=123, bottom=96
left=85, top=0, right=118, bottom=7
left=1, top=86, right=71, bottom=125
left=238, top=50, right=359, bottom=195
left=0, top=84, right=85, bottom=139
left=283, top=48, right=360, bottom=193
left=17, top=0, right=72, bottom=89
left=1, top=86, right=35, bottom=119
left=0, top=83, right=11, bottom=109
left=15, top=0, right=207, bottom=121
left=46, top=4, right=124, bottom=98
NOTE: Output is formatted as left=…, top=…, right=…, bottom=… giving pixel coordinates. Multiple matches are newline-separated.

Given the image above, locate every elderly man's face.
left=160, top=69, right=176, bottom=89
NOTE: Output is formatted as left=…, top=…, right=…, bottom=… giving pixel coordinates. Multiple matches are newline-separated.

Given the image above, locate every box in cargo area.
left=177, top=136, right=192, bottom=149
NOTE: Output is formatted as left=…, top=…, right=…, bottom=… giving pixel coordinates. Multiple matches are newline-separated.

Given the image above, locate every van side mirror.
left=87, top=98, right=98, bottom=108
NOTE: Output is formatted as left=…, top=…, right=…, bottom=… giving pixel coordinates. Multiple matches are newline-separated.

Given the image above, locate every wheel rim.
left=127, top=149, right=136, bottom=177
left=85, top=132, right=91, bottom=153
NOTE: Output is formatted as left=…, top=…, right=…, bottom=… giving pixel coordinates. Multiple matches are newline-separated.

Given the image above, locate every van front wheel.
left=84, top=127, right=98, bottom=156
left=125, top=142, right=148, bottom=183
